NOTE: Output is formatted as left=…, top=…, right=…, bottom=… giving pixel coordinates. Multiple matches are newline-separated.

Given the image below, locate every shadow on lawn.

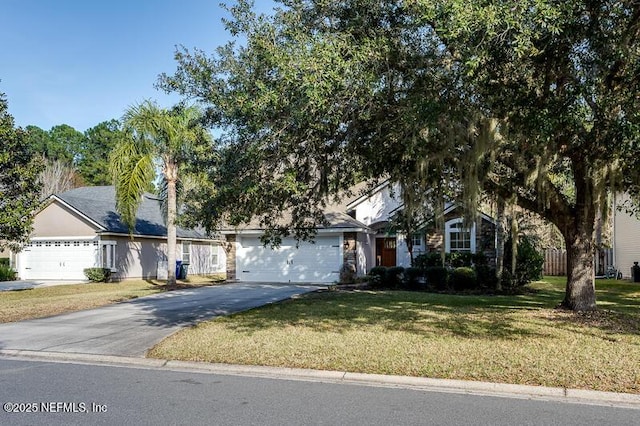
left=216, top=290, right=551, bottom=340
left=219, top=285, right=640, bottom=340
left=543, top=310, right=640, bottom=337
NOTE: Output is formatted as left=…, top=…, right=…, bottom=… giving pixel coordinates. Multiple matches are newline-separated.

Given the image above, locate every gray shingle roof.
left=56, top=186, right=210, bottom=239
left=215, top=181, right=377, bottom=233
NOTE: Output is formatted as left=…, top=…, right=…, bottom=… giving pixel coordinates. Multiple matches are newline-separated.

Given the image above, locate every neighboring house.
left=14, top=186, right=224, bottom=281
left=223, top=181, right=496, bottom=283
left=613, top=193, right=640, bottom=279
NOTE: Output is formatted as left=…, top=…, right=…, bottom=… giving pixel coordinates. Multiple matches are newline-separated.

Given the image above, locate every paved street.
left=0, top=283, right=325, bottom=356
left=0, top=358, right=637, bottom=426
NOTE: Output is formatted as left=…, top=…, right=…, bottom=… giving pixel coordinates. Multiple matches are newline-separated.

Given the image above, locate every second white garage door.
left=236, top=236, right=342, bottom=283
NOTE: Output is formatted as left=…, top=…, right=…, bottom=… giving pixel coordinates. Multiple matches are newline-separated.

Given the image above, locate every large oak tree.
left=159, top=0, right=640, bottom=311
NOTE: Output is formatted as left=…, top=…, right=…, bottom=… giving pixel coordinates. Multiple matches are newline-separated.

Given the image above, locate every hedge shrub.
left=0, top=264, right=16, bottom=281
left=385, top=266, right=405, bottom=289
left=414, top=252, right=442, bottom=269
left=83, top=267, right=111, bottom=283
left=425, top=266, right=448, bottom=291
left=404, top=267, right=425, bottom=291
left=368, top=266, right=387, bottom=289
left=450, top=267, right=477, bottom=291
left=414, top=252, right=484, bottom=269
left=475, top=264, right=498, bottom=288
left=447, top=252, right=474, bottom=267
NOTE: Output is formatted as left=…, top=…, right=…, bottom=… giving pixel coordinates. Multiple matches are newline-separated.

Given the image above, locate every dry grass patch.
left=0, top=274, right=225, bottom=323
left=149, top=278, right=640, bottom=393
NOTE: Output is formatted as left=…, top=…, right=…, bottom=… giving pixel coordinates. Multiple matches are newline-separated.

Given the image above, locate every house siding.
left=32, top=201, right=98, bottom=237
left=356, top=233, right=374, bottom=276
left=87, top=237, right=225, bottom=280
left=396, top=233, right=428, bottom=268
left=614, top=194, right=640, bottom=278
left=180, top=241, right=227, bottom=275
left=353, top=182, right=402, bottom=226
left=110, top=236, right=167, bottom=280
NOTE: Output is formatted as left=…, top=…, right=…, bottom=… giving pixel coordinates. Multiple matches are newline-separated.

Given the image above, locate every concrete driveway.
left=0, top=280, right=84, bottom=292
left=0, top=282, right=326, bottom=357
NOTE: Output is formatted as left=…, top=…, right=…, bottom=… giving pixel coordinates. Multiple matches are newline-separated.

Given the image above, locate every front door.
left=376, top=238, right=397, bottom=267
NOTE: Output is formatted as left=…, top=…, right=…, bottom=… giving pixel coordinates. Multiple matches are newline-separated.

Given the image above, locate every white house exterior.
left=613, top=193, right=640, bottom=279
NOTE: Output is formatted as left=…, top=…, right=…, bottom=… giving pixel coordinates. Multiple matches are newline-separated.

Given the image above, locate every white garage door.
left=20, top=240, right=99, bottom=280
left=237, top=236, right=342, bottom=283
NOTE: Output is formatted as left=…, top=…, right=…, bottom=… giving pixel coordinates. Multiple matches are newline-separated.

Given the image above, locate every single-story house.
left=613, top=193, right=640, bottom=279
left=223, top=181, right=496, bottom=283
left=14, top=186, right=224, bottom=281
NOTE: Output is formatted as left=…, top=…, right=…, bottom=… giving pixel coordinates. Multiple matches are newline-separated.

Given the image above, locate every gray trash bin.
left=179, top=263, right=189, bottom=279
left=632, top=262, right=640, bottom=283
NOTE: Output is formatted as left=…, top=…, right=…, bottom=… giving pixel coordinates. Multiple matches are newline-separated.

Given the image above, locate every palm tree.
left=110, top=100, right=210, bottom=288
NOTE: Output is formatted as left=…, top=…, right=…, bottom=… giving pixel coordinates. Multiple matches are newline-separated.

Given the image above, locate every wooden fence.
left=543, top=248, right=613, bottom=276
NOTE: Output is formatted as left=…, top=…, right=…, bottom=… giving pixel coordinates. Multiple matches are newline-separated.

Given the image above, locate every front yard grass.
left=148, top=277, right=640, bottom=394
left=0, top=274, right=225, bottom=323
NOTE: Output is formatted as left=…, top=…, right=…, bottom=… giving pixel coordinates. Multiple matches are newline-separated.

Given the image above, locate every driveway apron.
left=0, top=283, right=325, bottom=357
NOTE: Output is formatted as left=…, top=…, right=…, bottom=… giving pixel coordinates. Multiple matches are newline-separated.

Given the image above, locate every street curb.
left=1, top=349, right=639, bottom=409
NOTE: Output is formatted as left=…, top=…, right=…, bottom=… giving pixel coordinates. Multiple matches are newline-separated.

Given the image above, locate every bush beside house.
left=83, top=267, right=112, bottom=283
left=366, top=236, right=544, bottom=294
left=0, top=263, right=16, bottom=281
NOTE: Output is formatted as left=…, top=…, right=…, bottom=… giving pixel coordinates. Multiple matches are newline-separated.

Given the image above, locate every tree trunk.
left=561, top=229, right=597, bottom=311
left=510, top=215, right=517, bottom=272
left=494, top=197, right=505, bottom=291
left=560, top=207, right=596, bottom=311
left=556, top=159, right=598, bottom=311
left=165, top=162, right=178, bottom=289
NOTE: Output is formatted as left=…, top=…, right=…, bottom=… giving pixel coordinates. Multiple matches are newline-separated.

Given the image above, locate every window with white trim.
left=411, top=234, right=422, bottom=247
left=182, top=241, right=191, bottom=264
left=445, top=219, right=476, bottom=253
left=210, top=244, right=219, bottom=270
left=101, top=241, right=117, bottom=271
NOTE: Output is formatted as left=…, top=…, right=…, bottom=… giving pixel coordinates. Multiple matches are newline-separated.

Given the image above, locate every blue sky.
left=1, top=0, right=274, bottom=132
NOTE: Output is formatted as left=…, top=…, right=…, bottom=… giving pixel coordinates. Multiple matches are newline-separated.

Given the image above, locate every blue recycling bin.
left=175, top=260, right=182, bottom=278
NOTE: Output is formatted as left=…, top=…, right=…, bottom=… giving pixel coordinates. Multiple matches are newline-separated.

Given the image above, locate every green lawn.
left=148, top=277, right=640, bottom=394
left=0, top=274, right=224, bottom=323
